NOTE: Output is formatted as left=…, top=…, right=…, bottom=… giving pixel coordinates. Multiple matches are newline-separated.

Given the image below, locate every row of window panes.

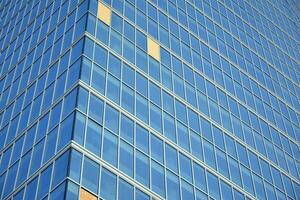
left=71, top=148, right=154, bottom=200
left=6, top=147, right=150, bottom=200
left=0, top=145, right=72, bottom=199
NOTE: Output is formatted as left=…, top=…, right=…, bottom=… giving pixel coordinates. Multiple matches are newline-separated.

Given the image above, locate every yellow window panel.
left=147, top=37, right=160, bottom=61
left=97, top=2, right=111, bottom=25
left=80, top=188, right=97, bottom=200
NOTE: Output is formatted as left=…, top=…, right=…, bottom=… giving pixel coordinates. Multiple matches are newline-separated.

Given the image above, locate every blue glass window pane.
left=228, top=157, right=242, bottom=187
left=49, top=102, right=62, bottom=132
left=193, top=162, right=207, bottom=192
left=94, top=43, right=107, bottom=68
left=136, top=73, right=148, bottom=97
left=136, top=151, right=149, bottom=187
left=24, top=177, right=38, bottom=200
left=237, top=143, right=249, bottom=167
left=121, top=84, right=134, bottom=114
left=13, top=188, right=24, bottom=200
left=150, top=103, right=162, bottom=132
left=190, top=131, right=203, bottom=160
left=200, top=117, right=212, bottom=142
left=241, top=165, right=254, bottom=195
left=136, top=48, right=148, bottom=73
left=122, top=63, right=134, bottom=88
left=97, top=21, right=109, bottom=45
left=216, top=149, right=229, bottom=178
left=73, top=112, right=85, bottom=146
left=212, top=125, right=225, bottom=150
left=11, top=135, right=24, bottom=164
left=176, top=101, right=187, bottom=124
left=86, top=119, right=102, bottom=156
left=16, top=150, right=32, bottom=186
left=107, top=74, right=121, bottom=104
left=188, top=108, right=200, bottom=132
left=151, top=135, right=164, bottom=164
left=119, top=141, right=133, bottom=177
left=43, top=127, right=58, bottom=164
left=136, top=94, right=149, bottom=124
left=179, top=153, right=193, bottom=182
left=36, top=112, right=49, bottom=142
left=37, top=165, right=53, bottom=199
left=120, top=115, right=134, bottom=144
left=69, top=150, right=82, bottom=183
left=77, top=88, right=89, bottom=113
left=162, top=91, right=174, bottom=115
left=65, top=181, right=79, bottom=200
left=136, top=29, right=147, bottom=51
left=177, top=122, right=190, bottom=151
left=110, top=30, right=122, bottom=54
left=108, top=53, right=121, bottom=78
left=166, top=171, right=180, bottom=200
left=220, top=180, right=233, bottom=200
left=149, top=82, right=161, bottom=106
left=29, top=139, right=45, bottom=175
left=207, top=172, right=220, bottom=200
left=118, top=179, right=134, bottom=200
left=66, top=58, right=81, bottom=89
left=81, top=57, right=92, bottom=84
left=135, top=125, right=149, bottom=154
left=197, top=92, right=209, bottom=116
left=181, top=180, right=194, bottom=200
left=3, top=161, right=19, bottom=198
left=225, top=135, right=237, bottom=159
left=52, top=151, right=70, bottom=189
left=123, top=39, right=135, bottom=64
left=105, top=105, right=119, bottom=134
left=63, top=89, right=78, bottom=119
left=91, top=63, right=106, bottom=94
left=233, top=189, right=245, bottom=200
left=103, top=129, right=118, bottom=166
left=100, top=168, right=117, bottom=200
left=165, top=144, right=178, bottom=173
left=136, top=189, right=150, bottom=200
left=111, top=12, right=123, bottom=33
left=82, top=157, right=100, bottom=194
left=151, top=160, right=165, bottom=198
left=149, top=58, right=160, bottom=82
left=163, top=112, right=176, bottom=142
left=57, top=113, right=74, bottom=150
left=50, top=181, right=66, bottom=200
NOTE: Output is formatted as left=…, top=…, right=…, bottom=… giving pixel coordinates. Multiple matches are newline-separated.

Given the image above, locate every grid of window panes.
left=7, top=147, right=154, bottom=200
left=82, top=0, right=299, bottom=199
left=0, top=0, right=88, bottom=199
left=0, top=0, right=299, bottom=199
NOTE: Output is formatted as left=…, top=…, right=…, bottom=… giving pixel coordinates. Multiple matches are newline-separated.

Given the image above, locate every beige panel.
left=80, top=188, right=97, bottom=200
left=97, top=2, right=111, bottom=25
left=147, top=37, right=160, bottom=61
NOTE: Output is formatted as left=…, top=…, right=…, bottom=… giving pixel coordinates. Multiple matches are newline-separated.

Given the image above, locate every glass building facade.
left=0, top=0, right=299, bottom=199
